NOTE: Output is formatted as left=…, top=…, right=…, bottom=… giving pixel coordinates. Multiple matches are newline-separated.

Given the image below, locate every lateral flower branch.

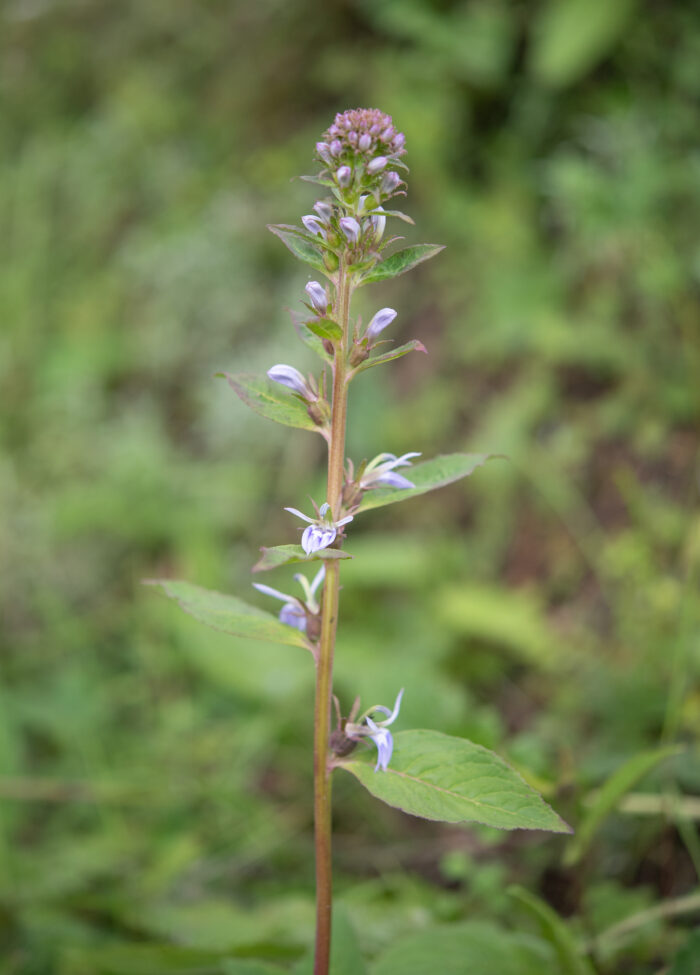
left=149, top=106, right=570, bottom=975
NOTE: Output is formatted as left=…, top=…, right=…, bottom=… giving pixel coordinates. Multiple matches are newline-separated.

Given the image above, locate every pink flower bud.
left=316, top=142, right=332, bottom=163
left=367, top=156, right=387, bottom=175
left=366, top=307, right=397, bottom=342
left=305, top=281, right=327, bottom=314
left=381, top=171, right=400, bottom=194
left=302, top=215, right=324, bottom=236
left=336, top=165, right=352, bottom=187
left=330, top=139, right=342, bottom=157
left=313, top=200, right=333, bottom=223
left=359, top=133, right=372, bottom=151
left=339, top=217, right=361, bottom=244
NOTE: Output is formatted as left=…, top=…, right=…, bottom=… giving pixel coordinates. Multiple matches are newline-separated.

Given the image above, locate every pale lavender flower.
left=366, top=307, right=397, bottom=342
left=316, top=141, right=332, bottom=163
left=370, top=208, right=386, bottom=241
left=336, top=165, right=352, bottom=187
left=267, top=364, right=317, bottom=401
left=346, top=689, right=404, bottom=772
left=285, top=501, right=353, bottom=555
left=313, top=200, right=333, bottom=223
left=339, top=217, right=361, bottom=244
left=305, top=281, right=327, bottom=314
left=367, top=155, right=387, bottom=175
left=330, top=139, right=342, bottom=157
left=360, top=452, right=420, bottom=490
left=381, top=171, right=400, bottom=195
left=302, top=215, right=325, bottom=236
left=358, top=133, right=371, bottom=152
left=253, top=565, right=325, bottom=633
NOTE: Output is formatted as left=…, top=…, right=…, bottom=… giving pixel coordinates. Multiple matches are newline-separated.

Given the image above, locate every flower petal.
left=285, top=506, right=315, bottom=524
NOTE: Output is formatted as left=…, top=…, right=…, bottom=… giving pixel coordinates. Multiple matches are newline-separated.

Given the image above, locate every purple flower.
left=360, top=452, right=420, bottom=490
left=253, top=565, right=325, bottom=633
left=305, top=280, right=327, bottom=314
left=366, top=307, right=397, bottom=343
left=358, top=133, right=372, bottom=152
left=339, top=217, right=361, bottom=244
left=330, top=139, right=342, bottom=157
left=316, top=141, right=332, bottom=163
left=267, top=364, right=317, bottom=401
left=285, top=501, right=353, bottom=555
left=367, top=155, right=387, bottom=175
left=370, top=208, right=386, bottom=241
left=313, top=200, right=333, bottom=223
left=346, top=689, right=404, bottom=772
left=381, top=171, right=400, bottom=195
left=336, top=165, right=352, bottom=187
left=302, top=215, right=325, bottom=236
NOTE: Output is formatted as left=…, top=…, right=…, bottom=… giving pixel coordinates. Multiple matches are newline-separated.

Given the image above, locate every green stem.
left=313, top=259, right=352, bottom=975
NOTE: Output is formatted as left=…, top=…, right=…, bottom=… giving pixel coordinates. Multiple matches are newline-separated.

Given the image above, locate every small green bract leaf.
left=357, top=453, right=495, bottom=512
left=361, top=244, right=444, bottom=283
left=268, top=224, right=328, bottom=273
left=253, top=545, right=352, bottom=573
left=146, top=579, right=309, bottom=650
left=339, top=729, right=571, bottom=832
left=305, top=317, right=343, bottom=342
left=353, top=340, right=427, bottom=375
left=221, top=373, right=322, bottom=433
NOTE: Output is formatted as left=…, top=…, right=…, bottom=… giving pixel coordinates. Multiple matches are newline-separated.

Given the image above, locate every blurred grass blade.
left=146, top=580, right=310, bottom=650
left=220, top=373, right=322, bottom=433
left=338, top=729, right=571, bottom=832
left=361, top=244, right=444, bottom=283
left=509, top=886, right=596, bottom=975
left=253, top=545, right=352, bottom=572
left=565, top=745, right=683, bottom=865
left=357, top=453, right=494, bottom=512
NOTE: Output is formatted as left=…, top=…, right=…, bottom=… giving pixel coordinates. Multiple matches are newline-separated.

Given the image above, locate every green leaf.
left=267, top=224, right=328, bottom=273
left=371, top=921, right=555, bottom=975
left=339, top=729, right=571, bottom=832
left=509, top=886, right=596, bottom=975
left=221, top=373, right=322, bottom=433
left=670, top=930, right=700, bottom=975
left=305, top=317, right=343, bottom=342
left=565, top=745, right=682, bottom=865
left=253, top=544, right=352, bottom=573
left=146, top=579, right=309, bottom=650
left=293, top=908, right=366, bottom=975
left=529, top=0, right=637, bottom=87
left=357, top=453, right=494, bottom=512
left=361, top=244, right=444, bottom=283
left=353, top=340, right=427, bottom=375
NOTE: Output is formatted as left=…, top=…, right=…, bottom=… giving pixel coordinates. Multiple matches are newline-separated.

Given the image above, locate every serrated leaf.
left=306, top=317, right=342, bottom=342
left=146, top=579, right=309, bottom=650
left=357, top=453, right=494, bottom=513
left=353, top=340, right=427, bottom=375
left=253, top=544, right=352, bottom=573
left=371, top=921, right=555, bottom=975
left=509, top=886, right=596, bottom=975
left=565, top=745, right=682, bottom=865
left=339, top=729, right=571, bottom=832
left=267, top=224, right=328, bottom=273
left=221, top=373, right=322, bottom=433
left=361, top=244, right=444, bottom=283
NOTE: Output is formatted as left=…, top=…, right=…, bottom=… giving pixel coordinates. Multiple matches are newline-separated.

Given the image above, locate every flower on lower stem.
left=344, top=689, right=404, bottom=771
left=253, top=565, right=325, bottom=635
left=360, top=452, right=421, bottom=490
left=285, top=501, right=353, bottom=554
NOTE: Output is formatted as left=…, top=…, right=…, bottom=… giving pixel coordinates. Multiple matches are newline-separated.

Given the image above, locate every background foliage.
left=1, top=1, right=699, bottom=972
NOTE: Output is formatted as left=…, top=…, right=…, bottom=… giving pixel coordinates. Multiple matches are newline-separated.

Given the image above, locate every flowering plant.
left=150, top=108, right=569, bottom=975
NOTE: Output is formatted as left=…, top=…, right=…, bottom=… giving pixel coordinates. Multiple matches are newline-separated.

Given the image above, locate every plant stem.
left=313, top=259, right=351, bottom=975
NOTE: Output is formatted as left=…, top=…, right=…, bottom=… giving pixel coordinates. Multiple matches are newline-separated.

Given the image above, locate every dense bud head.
left=319, top=108, right=406, bottom=165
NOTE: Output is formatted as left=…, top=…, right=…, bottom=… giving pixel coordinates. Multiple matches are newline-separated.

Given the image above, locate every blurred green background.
left=2, top=1, right=699, bottom=972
